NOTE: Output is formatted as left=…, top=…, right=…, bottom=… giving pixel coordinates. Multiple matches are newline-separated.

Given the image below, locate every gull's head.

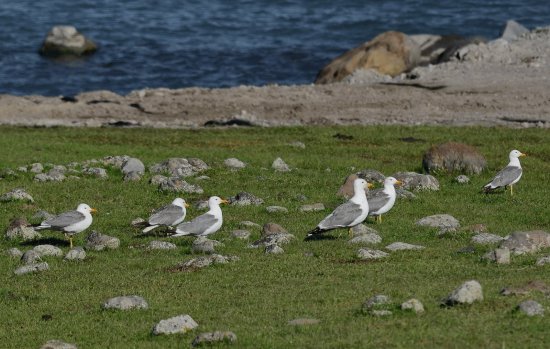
left=385, top=177, right=402, bottom=187
left=173, top=198, right=190, bottom=208
left=209, top=196, right=229, bottom=207
left=510, top=149, right=526, bottom=159
left=353, top=178, right=373, bottom=191
left=77, top=203, right=97, bottom=214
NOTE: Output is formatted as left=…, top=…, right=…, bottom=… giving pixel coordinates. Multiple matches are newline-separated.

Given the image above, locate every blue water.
left=1, top=1, right=548, bottom=96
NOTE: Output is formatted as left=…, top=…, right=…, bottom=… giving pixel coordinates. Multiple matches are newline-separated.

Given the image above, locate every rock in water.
left=39, top=25, right=97, bottom=57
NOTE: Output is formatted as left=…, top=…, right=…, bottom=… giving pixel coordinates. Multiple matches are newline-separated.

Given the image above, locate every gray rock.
left=536, top=255, right=550, bottom=266
left=131, top=217, right=146, bottom=227
left=147, top=240, right=177, bottom=250
left=6, top=247, right=23, bottom=258
left=288, top=318, right=320, bottom=326
left=152, top=314, right=198, bottom=335
left=455, top=175, right=470, bottom=184
left=39, top=25, right=97, bottom=57
left=82, top=167, right=108, bottom=178
left=224, top=158, right=246, bottom=169
left=159, top=178, right=203, bottom=194
left=85, top=231, right=120, bottom=251
left=64, top=247, right=86, bottom=261
left=385, top=242, right=425, bottom=251
left=231, top=230, right=251, bottom=240
left=149, top=158, right=208, bottom=177
left=150, top=174, right=168, bottom=185
left=363, top=295, right=392, bottom=315
left=250, top=233, right=295, bottom=248
left=0, top=188, right=34, bottom=202
left=121, top=158, right=145, bottom=175
left=299, top=203, right=325, bottom=212
left=262, top=223, right=288, bottom=236
left=230, top=192, right=264, bottom=206
left=30, top=163, right=44, bottom=173
left=348, top=233, right=382, bottom=245
left=192, top=331, right=237, bottom=347
left=371, top=310, right=393, bottom=316
left=392, top=172, right=440, bottom=191
left=101, top=155, right=130, bottom=169
left=17, top=166, right=28, bottom=172
left=34, top=169, right=66, bottom=182
left=517, top=300, right=544, bottom=316
left=40, top=339, right=78, bottom=349
left=472, top=233, right=505, bottom=245
left=14, top=262, right=49, bottom=275
left=174, top=254, right=240, bottom=272
left=401, top=299, right=425, bottom=313
left=194, top=200, right=209, bottom=210
left=499, top=231, right=550, bottom=255
left=357, top=169, right=386, bottom=184
left=444, top=280, right=483, bottom=306
left=33, top=210, right=55, bottom=221
left=265, top=244, right=284, bottom=254
left=357, top=248, right=389, bottom=260
left=422, top=142, right=487, bottom=175
left=351, top=224, right=380, bottom=237
left=240, top=221, right=261, bottom=229
left=123, top=172, right=142, bottom=182
left=395, top=188, right=417, bottom=199
left=501, top=20, right=529, bottom=42
left=482, top=248, right=511, bottom=264
left=416, top=214, right=460, bottom=233
left=272, top=157, right=290, bottom=172
left=266, top=206, right=288, bottom=213
left=5, top=218, right=41, bottom=240
left=52, top=165, right=67, bottom=173
left=103, top=295, right=149, bottom=310
left=192, top=237, right=223, bottom=254
left=33, top=244, right=64, bottom=257
left=21, top=250, right=42, bottom=264
left=288, top=141, right=306, bottom=149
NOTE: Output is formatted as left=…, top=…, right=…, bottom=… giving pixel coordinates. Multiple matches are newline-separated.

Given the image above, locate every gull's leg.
left=348, top=227, right=353, bottom=238
left=379, top=215, right=383, bottom=223
left=69, top=236, right=73, bottom=249
left=510, top=185, right=514, bottom=196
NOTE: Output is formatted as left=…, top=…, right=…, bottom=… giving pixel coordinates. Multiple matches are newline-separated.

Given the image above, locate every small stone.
left=240, top=221, right=261, bottom=229
left=351, top=224, right=380, bottom=237
left=33, top=210, right=55, bottom=221
left=444, top=280, right=483, bottom=306
left=159, top=178, right=203, bottom=193
left=124, top=172, right=142, bottom=182
left=456, top=245, right=476, bottom=254
left=34, top=169, right=66, bottom=182
left=472, top=233, right=505, bottom=244
left=455, top=175, right=470, bottom=184
left=363, top=294, right=392, bottom=315
left=385, top=242, right=425, bottom=251
left=482, top=248, right=510, bottom=264
left=85, top=231, right=120, bottom=251
left=192, top=331, right=237, bottom=347
left=40, top=339, right=78, bottom=349
left=262, top=223, right=288, bottom=237
left=5, top=218, right=41, bottom=241
left=536, top=255, right=550, bottom=266
left=416, top=214, right=460, bottom=233
left=149, top=158, right=208, bottom=177
left=0, top=188, right=34, bottom=202
left=14, top=262, right=49, bottom=275
left=265, top=244, right=284, bottom=254
left=173, top=254, right=239, bottom=272
left=357, top=169, right=386, bottom=184
left=6, top=247, right=23, bottom=258
left=121, top=158, right=145, bottom=175
left=357, top=248, right=388, bottom=260
left=266, top=206, right=288, bottom=213
left=21, top=250, right=42, bottom=264
left=131, top=218, right=146, bottom=227
left=82, top=167, right=108, bottom=178
left=150, top=175, right=168, bottom=185
left=192, top=237, right=223, bottom=254
left=152, top=314, right=198, bottom=335
left=103, top=295, right=149, bottom=310
left=295, top=194, right=308, bottom=201
left=64, top=247, right=86, bottom=261
left=147, top=241, right=177, bottom=250
left=250, top=233, right=295, bottom=248
left=348, top=233, right=382, bottom=245
left=401, top=299, right=425, bottom=313
left=392, top=172, right=439, bottom=191
left=422, top=142, right=486, bottom=175
left=371, top=310, right=393, bottom=316
left=224, top=158, right=246, bottom=169
left=231, top=230, right=250, bottom=239
left=517, top=300, right=544, bottom=316
left=30, top=163, right=44, bottom=173
left=33, top=244, right=64, bottom=257
left=101, top=155, right=130, bottom=169
left=272, top=157, right=290, bottom=172
left=288, top=318, right=320, bottom=326
left=288, top=141, right=306, bottom=149
left=194, top=200, right=209, bottom=210
left=230, top=192, right=264, bottom=206
left=17, top=166, right=28, bottom=172
left=395, top=188, right=417, bottom=199
left=299, top=203, right=325, bottom=212
left=40, top=25, right=97, bottom=57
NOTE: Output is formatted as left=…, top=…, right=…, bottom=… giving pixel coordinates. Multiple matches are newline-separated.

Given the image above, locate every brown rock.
left=315, top=31, right=420, bottom=84
left=262, top=223, right=288, bottom=237
left=336, top=174, right=370, bottom=199
left=422, top=142, right=487, bottom=174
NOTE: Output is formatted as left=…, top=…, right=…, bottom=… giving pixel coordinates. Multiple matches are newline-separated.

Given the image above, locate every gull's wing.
left=487, top=166, right=522, bottom=188
left=367, top=189, right=391, bottom=213
left=318, top=201, right=364, bottom=230
left=43, top=211, right=86, bottom=229
left=148, top=204, right=184, bottom=226
left=176, top=213, right=218, bottom=236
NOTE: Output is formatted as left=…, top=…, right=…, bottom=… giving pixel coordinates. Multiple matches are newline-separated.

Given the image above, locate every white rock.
left=224, top=158, right=246, bottom=169
left=357, top=248, right=388, bottom=260
left=152, top=314, right=198, bottom=335
left=401, top=298, right=425, bottom=313
left=103, top=295, right=149, bottom=310
left=33, top=244, right=64, bottom=257
left=385, top=242, right=425, bottom=251
left=445, top=280, right=483, bottom=305
left=272, top=157, right=290, bottom=172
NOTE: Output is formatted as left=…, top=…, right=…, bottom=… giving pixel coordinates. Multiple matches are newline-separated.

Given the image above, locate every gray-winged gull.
left=368, top=176, right=402, bottom=223
left=142, top=198, right=188, bottom=233
left=306, top=178, right=372, bottom=239
left=483, top=149, right=526, bottom=195
left=34, top=203, right=97, bottom=248
left=172, top=196, right=228, bottom=237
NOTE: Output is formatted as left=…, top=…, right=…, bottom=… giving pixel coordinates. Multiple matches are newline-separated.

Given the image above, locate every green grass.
left=0, top=125, right=549, bottom=348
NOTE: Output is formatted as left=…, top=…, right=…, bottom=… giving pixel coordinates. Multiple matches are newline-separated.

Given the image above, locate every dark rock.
left=230, top=192, right=264, bottom=206
left=422, top=142, right=487, bottom=175
left=21, top=250, right=42, bottom=264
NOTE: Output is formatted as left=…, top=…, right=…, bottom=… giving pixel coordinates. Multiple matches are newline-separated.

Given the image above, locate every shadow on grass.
left=20, top=237, right=68, bottom=247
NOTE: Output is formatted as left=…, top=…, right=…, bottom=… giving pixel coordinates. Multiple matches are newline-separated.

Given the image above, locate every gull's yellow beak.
left=520, top=153, right=527, bottom=157
left=185, top=203, right=190, bottom=208
left=220, top=199, right=230, bottom=204
left=365, top=182, right=374, bottom=189
left=90, top=208, right=98, bottom=214
left=395, top=180, right=403, bottom=186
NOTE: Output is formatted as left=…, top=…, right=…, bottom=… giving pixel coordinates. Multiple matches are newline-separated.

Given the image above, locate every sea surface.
left=1, top=1, right=549, bottom=96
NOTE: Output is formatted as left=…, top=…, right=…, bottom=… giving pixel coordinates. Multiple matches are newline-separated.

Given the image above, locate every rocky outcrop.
left=39, top=25, right=97, bottom=57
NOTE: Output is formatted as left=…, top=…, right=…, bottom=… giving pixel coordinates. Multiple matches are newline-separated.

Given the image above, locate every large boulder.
left=499, top=231, right=550, bottom=255
left=315, top=31, right=420, bottom=84
left=39, top=25, right=97, bottom=57
left=422, top=142, right=487, bottom=174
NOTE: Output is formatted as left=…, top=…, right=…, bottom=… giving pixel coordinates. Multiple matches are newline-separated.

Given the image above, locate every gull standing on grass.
left=142, top=198, right=189, bottom=233
left=34, top=203, right=97, bottom=248
left=172, top=196, right=229, bottom=237
left=305, top=178, right=372, bottom=240
left=367, top=176, right=402, bottom=223
left=482, top=149, right=526, bottom=195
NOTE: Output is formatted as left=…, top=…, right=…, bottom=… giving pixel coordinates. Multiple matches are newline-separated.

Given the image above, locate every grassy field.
left=0, top=125, right=549, bottom=348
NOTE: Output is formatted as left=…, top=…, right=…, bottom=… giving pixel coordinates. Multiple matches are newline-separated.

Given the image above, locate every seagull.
left=172, top=196, right=229, bottom=237
left=305, top=178, right=372, bottom=240
left=34, top=203, right=97, bottom=248
left=367, top=177, right=402, bottom=223
left=482, top=149, right=526, bottom=195
left=142, top=198, right=189, bottom=233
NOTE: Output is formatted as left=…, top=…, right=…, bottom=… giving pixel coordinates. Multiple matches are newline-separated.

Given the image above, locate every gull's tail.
left=142, top=224, right=159, bottom=233
left=304, top=227, right=325, bottom=240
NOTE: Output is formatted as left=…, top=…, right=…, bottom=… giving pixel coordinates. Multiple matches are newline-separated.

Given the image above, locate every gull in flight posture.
left=482, top=149, right=526, bottom=195
left=172, top=196, right=229, bottom=237
left=367, top=176, right=402, bottom=223
left=142, top=198, right=188, bottom=233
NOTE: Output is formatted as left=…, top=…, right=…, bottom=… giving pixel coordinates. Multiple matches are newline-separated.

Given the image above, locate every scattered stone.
left=159, top=178, right=203, bottom=194
left=250, top=233, right=295, bottom=248
left=194, top=200, right=209, bottom=210
left=500, top=280, right=550, bottom=296
left=362, top=294, right=392, bottom=315
left=351, top=224, right=380, bottom=237
left=6, top=247, right=23, bottom=258
left=262, top=223, right=288, bottom=237
left=34, top=169, right=66, bottom=182
left=357, top=169, right=386, bottom=184
left=64, top=247, right=86, bottom=261
left=472, top=233, right=505, bottom=244
left=230, top=192, right=264, bottom=206
left=395, top=188, right=417, bottom=199
left=371, top=310, right=393, bottom=316
left=30, top=163, right=44, bottom=173
left=265, top=244, right=284, bottom=254
left=21, top=250, right=42, bottom=264
left=17, top=166, right=28, bottom=173
left=385, top=242, right=425, bottom=251
left=224, top=158, right=246, bottom=169
left=101, top=155, right=130, bottom=169
left=192, top=331, right=237, bottom=347
left=172, top=254, right=239, bottom=272
left=14, top=262, right=49, bottom=275
left=357, top=248, right=389, bottom=260
left=124, top=172, right=142, bottom=182
left=517, top=300, right=544, bottom=316
left=299, top=203, right=325, bottom=212
left=192, top=237, right=223, bottom=254
left=85, top=231, right=120, bottom=251
left=455, top=175, right=470, bottom=184
left=103, top=295, right=149, bottom=310
left=272, top=157, right=290, bottom=172
left=0, top=188, right=34, bottom=202
left=33, top=210, right=55, bottom=221
left=501, top=20, right=529, bottom=42
left=392, top=172, right=439, bottom=191
left=266, top=206, right=288, bottom=213
left=150, top=175, right=168, bottom=185
left=422, top=142, right=487, bottom=174
left=456, top=245, right=476, bottom=254
left=416, top=214, right=460, bottom=233
left=121, top=158, right=145, bottom=175
left=499, top=231, right=550, bottom=255
left=147, top=240, right=177, bottom=250
left=444, top=280, right=483, bottom=306
left=401, top=299, right=425, bottom=313
left=82, top=167, right=108, bottom=179
left=5, top=218, right=41, bottom=240
left=39, top=25, right=97, bottom=57
left=240, top=221, right=261, bottom=229
left=348, top=233, right=382, bottom=245
left=40, top=339, right=78, bottom=349
left=536, top=255, right=550, bottom=266
left=288, top=141, right=306, bottom=149
left=482, top=248, right=511, bottom=264
left=152, top=314, right=198, bottom=335
left=288, top=318, right=320, bottom=326
left=33, top=244, right=64, bottom=257
left=231, top=230, right=251, bottom=240
left=149, top=158, right=208, bottom=177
